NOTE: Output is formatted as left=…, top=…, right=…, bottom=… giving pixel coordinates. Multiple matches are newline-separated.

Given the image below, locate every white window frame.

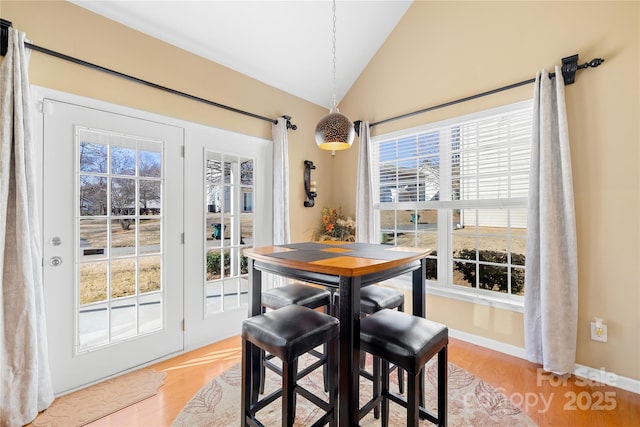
left=372, top=100, right=532, bottom=312
left=203, top=152, right=254, bottom=314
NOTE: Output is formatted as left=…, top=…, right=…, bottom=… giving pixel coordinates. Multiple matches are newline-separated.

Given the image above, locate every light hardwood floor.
left=88, top=336, right=640, bottom=426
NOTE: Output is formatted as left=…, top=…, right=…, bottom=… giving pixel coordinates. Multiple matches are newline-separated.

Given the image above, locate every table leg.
left=247, top=259, right=262, bottom=318
left=412, top=257, right=426, bottom=318
left=241, top=339, right=249, bottom=427
left=413, top=257, right=427, bottom=418
left=247, top=260, right=262, bottom=403
left=338, top=275, right=361, bottom=426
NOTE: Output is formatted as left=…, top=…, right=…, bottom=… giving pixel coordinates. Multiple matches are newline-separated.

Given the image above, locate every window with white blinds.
left=372, top=100, right=532, bottom=302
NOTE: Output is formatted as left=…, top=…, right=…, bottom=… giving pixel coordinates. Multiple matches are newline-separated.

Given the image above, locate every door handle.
left=50, top=256, right=63, bottom=267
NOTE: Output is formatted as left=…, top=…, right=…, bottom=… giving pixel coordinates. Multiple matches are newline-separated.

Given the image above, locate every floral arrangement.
left=317, top=207, right=356, bottom=242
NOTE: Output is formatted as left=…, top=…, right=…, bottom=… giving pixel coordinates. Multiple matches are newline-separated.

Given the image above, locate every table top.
left=243, top=241, right=430, bottom=277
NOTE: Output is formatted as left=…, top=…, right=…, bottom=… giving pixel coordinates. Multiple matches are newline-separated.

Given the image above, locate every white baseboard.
left=449, top=328, right=527, bottom=359
left=573, top=364, right=640, bottom=395
left=449, top=328, right=640, bottom=395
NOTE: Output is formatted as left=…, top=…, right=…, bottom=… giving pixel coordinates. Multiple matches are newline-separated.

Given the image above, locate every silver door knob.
left=50, top=256, right=63, bottom=267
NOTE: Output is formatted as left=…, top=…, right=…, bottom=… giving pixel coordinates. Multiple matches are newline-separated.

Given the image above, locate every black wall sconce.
left=304, top=160, right=317, bottom=207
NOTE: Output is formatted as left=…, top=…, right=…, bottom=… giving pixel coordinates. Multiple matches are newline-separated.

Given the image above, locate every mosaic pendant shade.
left=315, top=109, right=355, bottom=151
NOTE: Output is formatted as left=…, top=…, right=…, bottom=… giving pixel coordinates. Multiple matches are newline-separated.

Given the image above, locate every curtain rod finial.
left=587, top=58, right=605, bottom=68
left=281, top=115, right=297, bottom=131
left=354, top=120, right=362, bottom=137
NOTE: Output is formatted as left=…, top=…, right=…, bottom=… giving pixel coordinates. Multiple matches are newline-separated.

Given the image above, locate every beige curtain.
left=266, top=117, right=291, bottom=289
left=524, top=66, right=579, bottom=375
left=271, top=117, right=290, bottom=246
left=0, top=28, right=54, bottom=426
left=355, top=121, right=377, bottom=243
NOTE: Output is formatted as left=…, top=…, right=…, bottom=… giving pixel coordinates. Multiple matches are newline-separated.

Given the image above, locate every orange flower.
left=317, top=206, right=355, bottom=241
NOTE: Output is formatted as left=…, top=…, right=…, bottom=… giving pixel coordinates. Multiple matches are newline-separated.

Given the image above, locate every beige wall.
left=338, top=1, right=639, bottom=381
left=2, top=1, right=638, bottom=382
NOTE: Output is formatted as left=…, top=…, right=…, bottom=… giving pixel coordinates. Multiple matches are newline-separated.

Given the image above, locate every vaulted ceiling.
left=69, top=0, right=413, bottom=109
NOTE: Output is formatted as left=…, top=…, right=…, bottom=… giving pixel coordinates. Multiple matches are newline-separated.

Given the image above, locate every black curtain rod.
left=365, top=54, right=604, bottom=129
left=0, top=19, right=298, bottom=130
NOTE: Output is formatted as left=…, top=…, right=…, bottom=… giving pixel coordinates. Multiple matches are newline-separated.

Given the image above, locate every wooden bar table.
left=243, top=242, right=429, bottom=426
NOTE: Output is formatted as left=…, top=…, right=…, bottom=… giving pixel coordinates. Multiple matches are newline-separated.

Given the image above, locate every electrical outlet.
left=590, top=321, right=608, bottom=342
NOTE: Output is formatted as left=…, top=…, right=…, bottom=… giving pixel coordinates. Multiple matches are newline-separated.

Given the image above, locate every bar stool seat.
left=262, top=283, right=332, bottom=310
left=260, top=284, right=333, bottom=394
left=359, top=285, right=405, bottom=314
left=334, top=285, right=404, bottom=313
left=241, top=304, right=339, bottom=427
left=359, top=309, right=448, bottom=427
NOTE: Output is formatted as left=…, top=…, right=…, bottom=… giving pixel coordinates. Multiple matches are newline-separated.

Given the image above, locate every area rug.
left=31, top=369, right=167, bottom=427
left=172, top=355, right=537, bottom=426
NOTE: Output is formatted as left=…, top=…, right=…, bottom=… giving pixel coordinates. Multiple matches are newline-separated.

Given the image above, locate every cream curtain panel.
left=355, top=121, right=376, bottom=243
left=271, top=117, right=290, bottom=245
left=524, top=66, right=579, bottom=375
left=267, top=117, right=291, bottom=289
left=0, top=28, right=54, bottom=426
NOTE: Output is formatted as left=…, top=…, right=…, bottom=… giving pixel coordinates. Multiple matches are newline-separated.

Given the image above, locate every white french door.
left=184, top=124, right=272, bottom=348
left=39, top=96, right=184, bottom=394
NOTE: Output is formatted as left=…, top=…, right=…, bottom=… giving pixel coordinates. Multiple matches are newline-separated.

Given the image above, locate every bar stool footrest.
left=251, top=388, right=282, bottom=413
left=263, top=356, right=327, bottom=383
left=244, top=417, right=265, bottom=427
left=297, top=385, right=331, bottom=412
left=359, top=394, right=383, bottom=421
left=385, top=391, right=439, bottom=423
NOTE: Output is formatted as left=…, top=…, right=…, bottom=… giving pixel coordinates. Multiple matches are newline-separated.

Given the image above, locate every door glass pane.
left=139, top=293, right=162, bottom=332
left=241, top=159, right=253, bottom=185
left=79, top=141, right=108, bottom=173
left=79, top=261, right=108, bottom=304
left=111, top=145, right=136, bottom=175
left=206, top=282, right=222, bottom=313
left=205, top=151, right=252, bottom=314
left=111, top=298, right=137, bottom=341
left=111, top=178, right=136, bottom=215
left=111, top=258, right=136, bottom=299
left=78, top=302, right=108, bottom=349
left=79, top=176, right=107, bottom=216
left=80, top=219, right=107, bottom=259
left=139, top=150, right=161, bottom=178
left=76, top=127, right=164, bottom=353
left=139, top=217, right=161, bottom=254
left=139, top=256, right=161, bottom=294
left=111, top=218, right=136, bottom=256
left=139, top=180, right=161, bottom=214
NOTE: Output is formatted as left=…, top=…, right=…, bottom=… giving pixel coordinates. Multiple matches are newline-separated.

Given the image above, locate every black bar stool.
left=359, top=309, right=448, bottom=427
left=335, top=285, right=405, bottom=393
left=241, top=304, right=339, bottom=427
left=260, top=283, right=333, bottom=393
left=358, top=285, right=405, bottom=315
left=262, top=283, right=332, bottom=312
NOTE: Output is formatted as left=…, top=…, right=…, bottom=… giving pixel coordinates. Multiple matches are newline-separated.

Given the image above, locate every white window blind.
left=372, top=100, right=532, bottom=302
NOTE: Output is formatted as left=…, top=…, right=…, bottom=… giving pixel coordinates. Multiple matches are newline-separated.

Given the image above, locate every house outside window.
left=372, top=100, right=532, bottom=305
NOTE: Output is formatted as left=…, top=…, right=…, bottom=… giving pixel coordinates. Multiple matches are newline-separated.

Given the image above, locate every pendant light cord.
left=331, top=0, right=338, bottom=111
left=315, top=0, right=355, bottom=152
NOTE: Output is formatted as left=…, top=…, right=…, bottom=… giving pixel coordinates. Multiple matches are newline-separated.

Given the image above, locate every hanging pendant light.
left=315, top=0, right=355, bottom=151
